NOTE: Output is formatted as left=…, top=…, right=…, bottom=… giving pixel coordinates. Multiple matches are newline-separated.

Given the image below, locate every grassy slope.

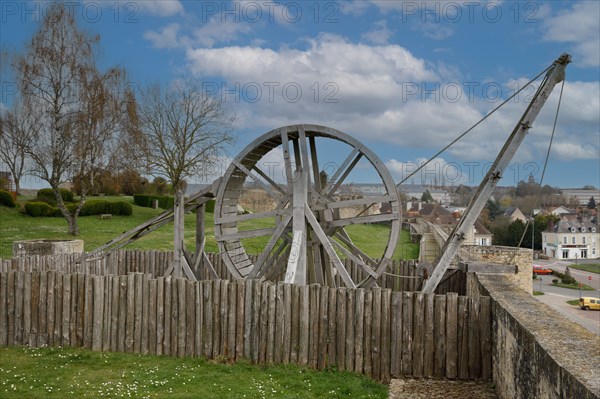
left=0, top=198, right=419, bottom=260
left=0, top=346, right=387, bottom=398
left=566, top=264, right=600, bottom=274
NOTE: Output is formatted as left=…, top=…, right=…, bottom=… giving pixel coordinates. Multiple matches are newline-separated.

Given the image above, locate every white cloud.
left=144, top=23, right=188, bottom=49
left=144, top=19, right=253, bottom=49
left=193, top=18, right=253, bottom=48
left=182, top=34, right=598, bottom=167
left=362, top=20, right=392, bottom=45
left=338, top=0, right=372, bottom=16
left=137, top=0, right=184, bottom=17
left=542, top=2, right=600, bottom=67
left=550, top=142, right=599, bottom=161
left=387, top=157, right=473, bottom=186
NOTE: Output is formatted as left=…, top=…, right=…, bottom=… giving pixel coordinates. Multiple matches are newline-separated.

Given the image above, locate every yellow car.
left=579, top=297, right=600, bottom=311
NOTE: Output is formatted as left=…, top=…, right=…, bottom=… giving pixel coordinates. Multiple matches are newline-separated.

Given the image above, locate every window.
left=581, top=250, right=588, bottom=258
left=583, top=237, right=586, bottom=244
left=572, top=237, right=576, bottom=244
left=563, top=236, right=567, bottom=244
left=562, top=250, right=569, bottom=259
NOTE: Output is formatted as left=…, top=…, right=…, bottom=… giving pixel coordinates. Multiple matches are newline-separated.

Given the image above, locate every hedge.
left=133, top=194, right=215, bottom=213
left=133, top=194, right=175, bottom=209
left=25, top=199, right=132, bottom=217
left=36, top=188, right=74, bottom=205
left=0, top=189, right=16, bottom=207
left=78, top=200, right=133, bottom=216
left=25, top=201, right=55, bottom=217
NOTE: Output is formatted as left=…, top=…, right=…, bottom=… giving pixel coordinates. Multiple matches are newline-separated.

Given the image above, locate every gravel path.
left=389, top=378, right=498, bottom=399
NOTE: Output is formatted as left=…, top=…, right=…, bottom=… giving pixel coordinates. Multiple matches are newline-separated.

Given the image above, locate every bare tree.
left=0, top=99, right=38, bottom=194
left=137, top=81, right=234, bottom=191
left=11, top=3, right=135, bottom=235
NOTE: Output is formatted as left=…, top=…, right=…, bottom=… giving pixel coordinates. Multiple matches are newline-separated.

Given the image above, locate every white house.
left=542, top=218, right=599, bottom=260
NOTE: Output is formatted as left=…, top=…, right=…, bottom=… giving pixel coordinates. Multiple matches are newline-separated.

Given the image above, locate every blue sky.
left=1, top=0, right=599, bottom=189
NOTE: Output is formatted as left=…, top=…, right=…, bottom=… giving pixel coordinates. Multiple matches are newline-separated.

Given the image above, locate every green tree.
left=588, top=196, right=596, bottom=209
left=421, top=189, right=433, bottom=203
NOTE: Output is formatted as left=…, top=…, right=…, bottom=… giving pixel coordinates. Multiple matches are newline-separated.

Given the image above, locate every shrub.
left=0, top=189, right=16, bottom=207
left=37, top=188, right=74, bottom=205
left=133, top=194, right=174, bottom=209
left=562, top=267, right=576, bottom=285
left=25, top=201, right=55, bottom=217
left=78, top=199, right=132, bottom=216
left=552, top=279, right=559, bottom=284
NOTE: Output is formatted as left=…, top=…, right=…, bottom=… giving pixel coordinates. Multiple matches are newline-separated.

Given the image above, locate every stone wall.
left=462, top=245, right=532, bottom=294
left=474, top=274, right=599, bottom=399
left=13, top=240, right=84, bottom=257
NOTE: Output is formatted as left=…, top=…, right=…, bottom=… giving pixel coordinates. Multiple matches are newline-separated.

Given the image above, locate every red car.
left=533, top=265, right=553, bottom=275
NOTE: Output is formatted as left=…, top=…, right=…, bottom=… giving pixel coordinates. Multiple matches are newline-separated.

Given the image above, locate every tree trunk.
left=53, top=186, right=80, bottom=236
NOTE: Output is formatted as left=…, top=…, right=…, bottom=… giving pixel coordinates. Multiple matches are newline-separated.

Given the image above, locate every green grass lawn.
left=0, top=198, right=419, bottom=260
left=0, top=346, right=387, bottom=398
left=566, top=264, right=600, bottom=274
left=566, top=299, right=580, bottom=306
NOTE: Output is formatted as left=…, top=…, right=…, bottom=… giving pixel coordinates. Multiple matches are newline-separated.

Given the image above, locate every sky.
left=1, top=0, right=599, bottom=190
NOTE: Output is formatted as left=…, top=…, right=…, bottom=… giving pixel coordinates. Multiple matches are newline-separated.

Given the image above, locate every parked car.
left=532, top=265, right=553, bottom=275
left=579, top=297, right=600, bottom=311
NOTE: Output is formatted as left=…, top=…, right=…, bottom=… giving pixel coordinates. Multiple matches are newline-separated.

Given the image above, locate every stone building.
left=542, top=217, right=599, bottom=259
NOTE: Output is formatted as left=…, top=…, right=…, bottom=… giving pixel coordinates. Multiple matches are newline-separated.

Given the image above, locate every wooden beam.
left=215, top=209, right=291, bottom=224
left=304, top=205, right=356, bottom=288
left=248, top=213, right=293, bottom=279
left=232, top=159, right=282, bottom=201
left=284, top=169, right=308, bottom=285
left=326, top=213, right=397, bottom=228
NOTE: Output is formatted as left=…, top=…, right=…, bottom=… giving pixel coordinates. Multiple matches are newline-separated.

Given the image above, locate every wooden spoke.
left=248, top=213, right=293, bottom=278
left=335, top=230, right=379, bottom=268
left=281, top=131, right=294, bottom=192
left=329, top=238, right=378, bottom=278
left=312, top=195, right=395, bottom=211
left=252, top=165, right=287, bottom=195
left=215, top=209, right=291, bottom=224
left=326, top=153, right=362, bottom=197
left=322, top=147, right=361, bottom=195
left=264, top=247, right=292, bottom=281
left=232, top=159, right=282, bottom=201
left=297, top=127, right=312, bottom=184
left=326, top=213, right=397, bottom=228
left=216, top=227, right=284, bottom=241
left=305, top=205, right=356, bottom=288
left=309, top=135, right=322, bottom=190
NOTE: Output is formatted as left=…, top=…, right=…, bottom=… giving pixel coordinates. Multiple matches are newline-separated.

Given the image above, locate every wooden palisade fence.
left=0, top=269, right=490, bottom=383
left=0, top=251, right=427, bottom=292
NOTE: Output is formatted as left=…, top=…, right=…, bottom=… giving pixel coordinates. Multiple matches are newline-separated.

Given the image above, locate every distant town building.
left=561, top=188, right=600, bottom=206
left=549, top=206, right=575, bottom=216
left=542, top=217, right=599, bottom=260
left=414, top=203, right=492, bottom=246
left=397, top=184, right=451, bottom=206
left=502, top=207, right=528, bottom=223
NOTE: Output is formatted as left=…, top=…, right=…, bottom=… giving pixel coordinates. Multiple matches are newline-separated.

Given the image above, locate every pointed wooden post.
left=173, top=189, right=185, bottom=278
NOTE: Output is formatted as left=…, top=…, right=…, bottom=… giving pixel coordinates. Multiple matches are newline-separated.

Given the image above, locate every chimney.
left=548, top=219, right=555, bottom=231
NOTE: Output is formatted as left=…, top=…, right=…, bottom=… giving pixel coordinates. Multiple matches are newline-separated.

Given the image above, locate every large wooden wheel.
left=214, top=124, right=401, bottom=288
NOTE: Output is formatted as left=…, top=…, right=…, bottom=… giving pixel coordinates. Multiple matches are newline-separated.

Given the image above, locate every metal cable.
left=398, top=64, right=554, bottom=185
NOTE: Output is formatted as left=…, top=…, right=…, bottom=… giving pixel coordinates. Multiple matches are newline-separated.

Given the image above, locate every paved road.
left=532, top=259, right=600, bottom=335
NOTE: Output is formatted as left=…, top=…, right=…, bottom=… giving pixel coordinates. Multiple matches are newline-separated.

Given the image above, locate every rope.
left=398, top=64, right=554, bottom=185
left=510, top=77, right=566, bottom=263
